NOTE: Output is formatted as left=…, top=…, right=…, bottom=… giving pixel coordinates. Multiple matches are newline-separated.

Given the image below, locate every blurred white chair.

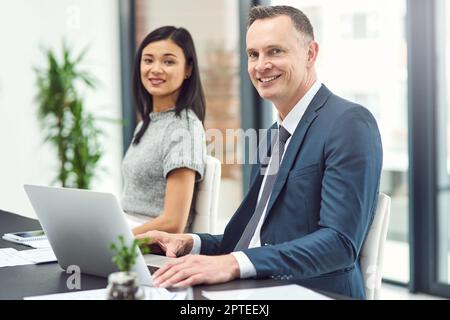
left=191, top=155, right=221, bottom=233
left=360, top=192, right=391, bottom=300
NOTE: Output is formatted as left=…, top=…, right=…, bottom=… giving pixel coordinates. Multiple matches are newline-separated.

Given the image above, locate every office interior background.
left=0, top=0, right=448, bottom=299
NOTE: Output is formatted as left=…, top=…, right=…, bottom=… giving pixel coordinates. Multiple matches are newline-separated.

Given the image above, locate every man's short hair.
left=248, top=5, right=315, bottom=41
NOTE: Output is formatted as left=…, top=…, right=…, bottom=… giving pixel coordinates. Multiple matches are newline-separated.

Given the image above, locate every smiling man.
left=136, top=5, right=383, bottom=299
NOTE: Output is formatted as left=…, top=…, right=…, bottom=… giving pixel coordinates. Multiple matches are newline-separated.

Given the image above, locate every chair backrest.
left=191, top=155, right=221, bottom=233
left=359, top=192, right=391, bottom=300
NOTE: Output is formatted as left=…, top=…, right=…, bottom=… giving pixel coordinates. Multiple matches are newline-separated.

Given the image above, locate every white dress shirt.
left=190, top=81, right=322, bottom=278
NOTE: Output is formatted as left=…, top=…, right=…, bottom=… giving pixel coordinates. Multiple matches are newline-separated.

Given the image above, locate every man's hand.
left=152, top=254, right=240, bottom=288
left=135, top=230, right=193, bottom=258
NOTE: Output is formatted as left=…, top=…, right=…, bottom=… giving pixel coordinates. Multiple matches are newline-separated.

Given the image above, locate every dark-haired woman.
left=121, top=26, right=206, bottom=235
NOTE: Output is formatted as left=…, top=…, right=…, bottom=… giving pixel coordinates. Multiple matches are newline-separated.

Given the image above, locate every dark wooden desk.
left=0, top=209, right=343, bottom=300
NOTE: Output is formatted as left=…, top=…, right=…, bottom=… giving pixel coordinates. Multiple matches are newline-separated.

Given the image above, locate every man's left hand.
left=152, top=254, right=240, bottom=288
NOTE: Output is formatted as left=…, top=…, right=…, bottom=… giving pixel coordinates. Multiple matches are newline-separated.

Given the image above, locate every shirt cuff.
left=188, top=233, right=201, bottom=254
left=231, top=251, right=257, bottom=279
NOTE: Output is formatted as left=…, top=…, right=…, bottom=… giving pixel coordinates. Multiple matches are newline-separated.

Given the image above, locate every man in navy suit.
left=137, top=5, right=382, bottom=299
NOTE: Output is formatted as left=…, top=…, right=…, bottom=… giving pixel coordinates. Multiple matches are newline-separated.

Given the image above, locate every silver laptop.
left=23, top=184, right=173, bottom=286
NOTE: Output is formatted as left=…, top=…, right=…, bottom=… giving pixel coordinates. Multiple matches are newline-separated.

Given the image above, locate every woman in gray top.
left=122, top=26, right=206, bottom=235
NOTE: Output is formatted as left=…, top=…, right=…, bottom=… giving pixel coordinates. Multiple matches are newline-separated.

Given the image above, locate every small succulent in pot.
left=107, top=235, right=150, bottom=300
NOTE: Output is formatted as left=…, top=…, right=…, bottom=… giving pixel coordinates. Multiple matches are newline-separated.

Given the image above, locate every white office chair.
left=359, top=192, right=391, bottom=300
left=191, top=155, right=221, bottom=233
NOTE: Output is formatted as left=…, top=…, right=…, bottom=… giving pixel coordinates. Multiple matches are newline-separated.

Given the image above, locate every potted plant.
left=34, top=43, right=103, bottom=189
left=108, top=235, right=150, bottom=300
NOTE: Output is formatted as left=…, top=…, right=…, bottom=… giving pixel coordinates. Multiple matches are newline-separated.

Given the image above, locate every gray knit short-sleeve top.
left=121, top=108, right=206, bottom=217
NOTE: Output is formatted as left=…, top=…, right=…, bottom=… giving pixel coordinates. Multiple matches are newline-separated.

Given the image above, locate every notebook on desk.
left=2, top=230, right=51, bottom=248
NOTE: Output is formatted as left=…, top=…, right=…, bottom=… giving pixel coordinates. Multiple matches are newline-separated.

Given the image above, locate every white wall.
left=0, top=0, right=123, bottom=218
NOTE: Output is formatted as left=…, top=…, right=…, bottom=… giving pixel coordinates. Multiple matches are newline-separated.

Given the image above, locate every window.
left=436, top=0, right=450, bottom=285
left=341, top=12, right=379, bottom=39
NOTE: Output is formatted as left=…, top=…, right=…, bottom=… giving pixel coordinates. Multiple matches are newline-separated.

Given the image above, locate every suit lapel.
left=263, top=85, right=332, bottom=217
left=221, top=85, right=332, bottom=252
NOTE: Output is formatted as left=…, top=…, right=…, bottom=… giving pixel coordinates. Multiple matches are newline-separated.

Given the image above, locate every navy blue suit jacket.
left=197, top=85, right=382, bottom=299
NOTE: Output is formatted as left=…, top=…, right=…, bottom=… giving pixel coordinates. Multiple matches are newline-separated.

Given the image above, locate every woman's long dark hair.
left=132, top=26, right=206, bottom=145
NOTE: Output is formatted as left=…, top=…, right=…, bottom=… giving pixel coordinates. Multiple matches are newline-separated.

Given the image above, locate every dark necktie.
left=234, top=125, right=291, bottom=251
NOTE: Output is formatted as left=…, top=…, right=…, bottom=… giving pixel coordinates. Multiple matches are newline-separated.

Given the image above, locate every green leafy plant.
left=110, top=235, right=151, bottom=273
left=34, top=43, right=102, bottom=189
